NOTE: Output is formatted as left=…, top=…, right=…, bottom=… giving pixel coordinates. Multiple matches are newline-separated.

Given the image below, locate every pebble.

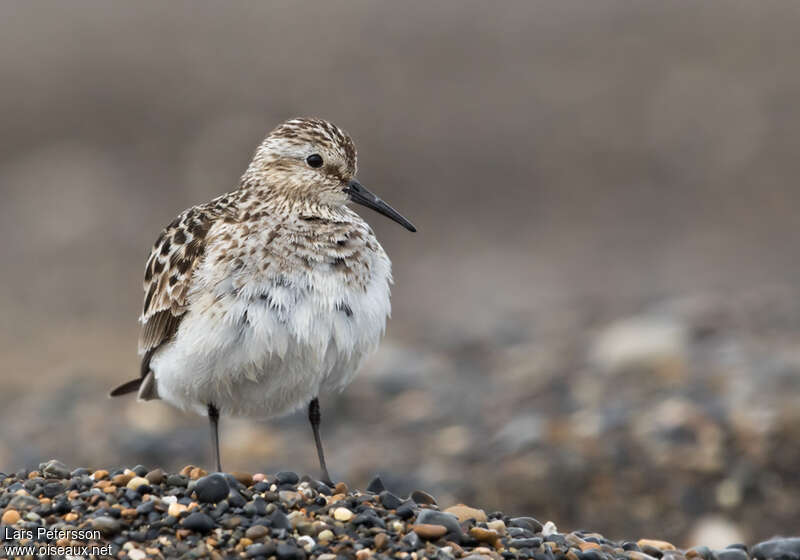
left=366, top=474, right=386, bottom=493
left=39, top=459, right=70, bottom=479
left=333, top=506, right=354, bottom=521
left=509, top=516, right=543, bottom=533
left=416, top=509, right=463, bottom=540
left=231, top=471, right=253, bottom=487
left=445, top=503, right=488, bottom=522
left=411, top=489, right=437, bottom=505
left=181, top=512, right=215, bottom=532
left=168, top=502, right=188, bottom=516
left=379, top=490, right=403, bottom=509
left=245, top=524, right=269, bottom=539
left=317, top=529, right=334, bottom=542
left=2, top=509, right=20, bottom=524
left=128, top=549, right=146, bottom=560
left=413, top=523, right=448, bottom=539
left=639, top=539, right=678, bottom=551
left=751, top=538, right=800, bottom=560
left=275, top=471, right=299, bottom=485
left=92, top=516, right=121, bottom=535
left=194, top=473, right=229, bottom=503
left=126, top=476, right=149, bottom=491
left=471, top=527, right=500, bottom=544
left=145, top=468, right=165, bottom=485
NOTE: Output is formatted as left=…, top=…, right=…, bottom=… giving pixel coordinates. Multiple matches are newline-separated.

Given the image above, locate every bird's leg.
left=308, top=397, right=333, bottom=486
left=208, top=403, right=222, bottom=472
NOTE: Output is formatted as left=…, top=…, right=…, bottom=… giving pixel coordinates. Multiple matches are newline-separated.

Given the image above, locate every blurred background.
left=1, top=0, right=800, bottom=548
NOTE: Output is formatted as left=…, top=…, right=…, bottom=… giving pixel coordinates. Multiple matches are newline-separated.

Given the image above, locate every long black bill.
left=344, top=180, right=416, bottom=232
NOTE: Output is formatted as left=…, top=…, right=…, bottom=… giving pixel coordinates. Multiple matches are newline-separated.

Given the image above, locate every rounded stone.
left=2, top=509, right=21, bottom=524
left=181, top=512, right=215, bottom=532
left=194, top=473, right=229, bottom=503
left=92, top=516, right=121, bottom=536
left=445, top=504, right=488, bottom=523
left=126, top=477, right=150, bottom=491
left=412, top=523, right=448, bottom=540
left=333, top=507, right=354, bottom=521
left=145, top=469, right=165, bottom=485
left=275, top=471, right=299, bottom=485
left=245, top=524, right=269, bottom=539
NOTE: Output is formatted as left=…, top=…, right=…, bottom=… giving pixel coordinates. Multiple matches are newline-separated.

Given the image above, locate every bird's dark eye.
left=306, top=154, right=324, bottom=168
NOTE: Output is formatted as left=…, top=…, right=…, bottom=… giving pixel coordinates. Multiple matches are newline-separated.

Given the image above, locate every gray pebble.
left=194, top=473, right=229, bottom=503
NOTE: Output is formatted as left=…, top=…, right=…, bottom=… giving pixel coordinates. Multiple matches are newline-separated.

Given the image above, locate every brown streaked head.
left=242, top=117, right=416, bottom=232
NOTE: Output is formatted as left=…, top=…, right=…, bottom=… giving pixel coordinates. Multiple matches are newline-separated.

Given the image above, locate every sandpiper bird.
left=110, top=118, right=415, bottom=484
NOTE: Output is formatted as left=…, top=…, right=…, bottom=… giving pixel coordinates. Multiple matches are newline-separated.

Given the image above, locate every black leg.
left=208, top=403, right=222, bottom=472
left=308, top=397, right=333, bottom=486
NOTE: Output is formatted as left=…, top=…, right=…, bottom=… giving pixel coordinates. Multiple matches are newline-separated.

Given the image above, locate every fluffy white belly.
left=149, top=279, right=389, bottom=418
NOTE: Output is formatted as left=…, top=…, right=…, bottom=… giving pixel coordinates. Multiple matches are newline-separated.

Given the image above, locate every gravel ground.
left=0, top=460, right=798, bottom=560
left=3, top=290, right=800, bottom=547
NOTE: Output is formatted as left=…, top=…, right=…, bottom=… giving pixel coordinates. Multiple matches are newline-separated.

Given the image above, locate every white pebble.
left=542, top=520, right=558, bottom=536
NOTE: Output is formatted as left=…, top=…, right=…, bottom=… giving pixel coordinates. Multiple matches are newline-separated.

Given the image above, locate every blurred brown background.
left=2, top=0, right=800, bottom=547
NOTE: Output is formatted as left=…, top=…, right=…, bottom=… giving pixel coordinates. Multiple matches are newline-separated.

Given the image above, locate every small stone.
left=182, top=512, right=215, bottom=532
left=542, top=520, right=558, bottom=536
left=128, top=549, right=146, bottom=560
left=92, top=516, right=121, bottom=536
left=246, top=543, right=277, bottom=558
left=145, top=469, right=165, bottom=485
left=334, top=481, right=348, bottom=494
left=40, top=460, right=71, bottom=479
left=126, top=477, right=149, bottom=491
left=410, top=489, right=437, bottom=505
left=318, top=529, right=334, bottom=543
left=713, top=550, right=748, bottom=560
left=168, top=502, right=189, bottom=517
left=195, top=474, right=229, bottom=503
left=509, top=516, right=543, bottom=533
left=379, top=490, right=403, bottom=510
left=2, top=509, right=21, bottom=524
left=276, top=471, right=299, bottom=485
left=333, top=507, right=354, bottom=521
left=279, top=490, right=302, bottom=507
left=276, top=542, right=305, bottom=560
left=415, top=510, right=463, bottom=542
left=366, top=475, right=385, bottom=493
left=188, top=467, right=207, bottom=480
left=639, top=539, right=677, bottom=551
left=470, top=527, right=499, bottom=544
left=297, top=535, right=315, bottom=551
left=167, top=474, right=187, bottom=487
left=487, top=519, right=507, bottom=534
left=445, top=504, right=487, bottom=523
left=245, top=524, right=269, bottom=539
left=374, top=532, right=389, bottom=550
left=356, top=549, right=373, bottom=560
left=396, top=503, right=416, bottom=519
left=112, top=473, right=133, bottom=486
left=752, top=538, right=800, bottom=560
left=403, top=531, right=422, bottom=549
left=92, top=469, right=109, bottom=480
left=120, top=508, right=137, bottom=518
left=231, top=471, right=253, bottom=487
left=43, top=482, right=64, bottom=498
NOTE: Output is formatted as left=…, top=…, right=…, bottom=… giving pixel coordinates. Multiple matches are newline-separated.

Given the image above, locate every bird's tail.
left=109, top=371, right=159, bottom=400
left=109, top=378, right=141, bottom=397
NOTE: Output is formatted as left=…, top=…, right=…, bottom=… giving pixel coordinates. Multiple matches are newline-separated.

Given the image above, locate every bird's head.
left=242, top=117, right=415, bottom=232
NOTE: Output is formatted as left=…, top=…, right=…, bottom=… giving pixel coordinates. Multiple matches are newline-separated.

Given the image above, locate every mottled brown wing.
left=139, top=207, right=214, bottom=358
left=110, top=205, right=217, bottom=399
